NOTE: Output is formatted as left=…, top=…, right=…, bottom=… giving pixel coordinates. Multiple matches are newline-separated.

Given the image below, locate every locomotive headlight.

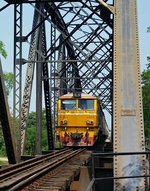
left=64, top=120, right=67, bottom=124
left=86, top=120, right=93, bottom=125
left=61, top=120, right=68, bottom=125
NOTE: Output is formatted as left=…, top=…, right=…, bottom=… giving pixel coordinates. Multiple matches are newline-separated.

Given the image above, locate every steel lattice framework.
left=1, top=0, right=113, bottom=155
left=46, top=0, right=113, bottom=139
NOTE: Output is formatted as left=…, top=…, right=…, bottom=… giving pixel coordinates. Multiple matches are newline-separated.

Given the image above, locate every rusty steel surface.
left=0, top=149, right=91, bottom=191
left=113, top=0, right=146, bottom=190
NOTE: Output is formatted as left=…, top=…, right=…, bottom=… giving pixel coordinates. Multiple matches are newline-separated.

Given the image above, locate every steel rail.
left=0, top=149, right=71, bottom=177
left=0, top=149, right=86, bottom=191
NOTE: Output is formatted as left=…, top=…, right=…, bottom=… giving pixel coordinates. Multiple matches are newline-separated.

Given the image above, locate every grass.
left=0, top=157, right=8, bottom=166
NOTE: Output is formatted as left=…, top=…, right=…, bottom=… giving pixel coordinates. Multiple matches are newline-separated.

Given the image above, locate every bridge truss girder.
left=47, top=1, right=113, bottom=115
left=0, top=60, right=17, bottom=164
left=2, top=0, right=113, bottom=156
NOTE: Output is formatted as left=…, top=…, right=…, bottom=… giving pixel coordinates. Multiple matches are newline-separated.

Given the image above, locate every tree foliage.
left=0, top=41, right=7, bottom=59
left=0, top=129, right=7, bottom=156
left=3, top=72, right=14, bottom=96
left=24, top=110, right=48, bottom=155
left=141, top=57, right=150, bottom=142
left=0, top=40, right=13, bottom=97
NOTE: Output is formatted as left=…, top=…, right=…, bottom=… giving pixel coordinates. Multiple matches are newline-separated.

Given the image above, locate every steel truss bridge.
left=0, top=0, right=147, bottom=190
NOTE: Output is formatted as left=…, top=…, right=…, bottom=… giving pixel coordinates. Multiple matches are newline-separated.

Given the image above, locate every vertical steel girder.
left=49, top=24, right=58, bottom=132
left=35, top=14, right=43, bottom=155
left=41, top=20, right=54, bottom=151
left=0, top=60, right=17, bottom=164
left=19, top=4, right=44, bottom=155
left=20, top=3, right=54, bottom=154
left=113, top=0, right=146, bottom=190
left=13, top=3, right=23, bottom=159
left=56, top=35, right=67, bottom=96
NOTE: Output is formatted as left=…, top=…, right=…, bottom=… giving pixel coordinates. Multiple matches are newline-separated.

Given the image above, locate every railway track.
left=0, top=149, right=91, bottom=191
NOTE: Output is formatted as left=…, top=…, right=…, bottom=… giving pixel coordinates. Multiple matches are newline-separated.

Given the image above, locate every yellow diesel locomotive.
left=56, top=92, right=109, bottom=147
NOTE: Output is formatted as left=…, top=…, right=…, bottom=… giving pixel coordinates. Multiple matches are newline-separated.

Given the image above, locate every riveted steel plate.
left=113, top=0, right=146, bottom=190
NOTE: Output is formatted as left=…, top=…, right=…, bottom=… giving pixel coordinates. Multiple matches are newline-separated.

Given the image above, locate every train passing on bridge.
left=56, top=92, right=109, bottom=147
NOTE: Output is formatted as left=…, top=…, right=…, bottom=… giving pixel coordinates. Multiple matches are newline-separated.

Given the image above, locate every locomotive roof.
left=59, top=93, right=97, bottom=99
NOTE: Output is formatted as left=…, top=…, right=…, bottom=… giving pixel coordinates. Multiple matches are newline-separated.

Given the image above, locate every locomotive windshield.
left=61, top=99, right=76, bottom=110
left=78, top=99, right=94, bottom=110
left=61, top=99, right=94, bottom=110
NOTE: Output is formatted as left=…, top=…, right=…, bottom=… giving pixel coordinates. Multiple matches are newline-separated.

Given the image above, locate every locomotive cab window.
left=61, top=99, right=76, bottom=110
left=78, top=99, right=94, bottom=110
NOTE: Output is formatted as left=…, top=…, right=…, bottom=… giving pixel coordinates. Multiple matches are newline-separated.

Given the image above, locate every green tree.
left=24, top=110, right=48, bottom=155
left=141, top=57, right=150, bottom=142
left=24, top=127, right=36, bottom=155
left=0, top=41, right=7, bottom=59
left=0, top=40, right=13, bottom=97
left=3, top=72, right=14, bottom=96
left=0, top=131, right=7, bottom=156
